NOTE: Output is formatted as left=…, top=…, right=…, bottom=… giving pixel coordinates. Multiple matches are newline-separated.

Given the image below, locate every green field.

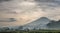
left=0, top=29, right=60, bottom=33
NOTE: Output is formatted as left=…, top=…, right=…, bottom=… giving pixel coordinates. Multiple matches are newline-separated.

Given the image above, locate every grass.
left=0, top=29, right=60, bottom=33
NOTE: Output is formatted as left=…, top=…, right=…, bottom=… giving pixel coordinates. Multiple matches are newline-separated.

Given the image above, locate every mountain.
left=22, top=17, right=50, bottom=30
left=47, top=20, right=60, bottom=28
left=20, top=17, right=60, bottom=30
left=17, top=17, right=60, bottom=30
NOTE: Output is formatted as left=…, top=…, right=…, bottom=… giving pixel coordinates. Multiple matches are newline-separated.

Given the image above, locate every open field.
left=0, top=29, right=60, bottom=33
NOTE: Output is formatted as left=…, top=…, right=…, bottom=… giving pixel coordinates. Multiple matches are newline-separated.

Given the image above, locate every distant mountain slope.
left=47, top=20, right=60, bottom=28
left=23, top=17, right=50, bottom=30
left=22, top=17, right=60, bottom=30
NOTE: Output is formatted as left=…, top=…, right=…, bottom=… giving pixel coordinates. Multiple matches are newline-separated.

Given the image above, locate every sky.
left=0, top=0, right=60, bottom=27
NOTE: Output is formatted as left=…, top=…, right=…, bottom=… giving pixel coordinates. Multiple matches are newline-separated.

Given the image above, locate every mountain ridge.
left=22, top=17, right=50, bottom=30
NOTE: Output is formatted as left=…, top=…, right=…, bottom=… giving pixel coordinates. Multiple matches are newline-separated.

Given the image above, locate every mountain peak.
left=40, top=17, right=49, bottom=20
left=22, top=17, right=50, bottom=30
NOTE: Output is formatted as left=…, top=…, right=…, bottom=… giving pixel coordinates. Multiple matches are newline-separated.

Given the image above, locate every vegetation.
left=0, top=27, right=60, bottom=33
left=0, top=29, right=60, bottom=33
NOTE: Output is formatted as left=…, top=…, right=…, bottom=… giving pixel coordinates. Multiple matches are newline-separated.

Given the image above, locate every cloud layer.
left=0, top=0, right=60, bottom=27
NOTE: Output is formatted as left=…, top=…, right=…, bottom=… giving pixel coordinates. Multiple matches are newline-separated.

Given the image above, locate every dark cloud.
left=35, top=0, right=55, bottom=2
left=0, top=18, right=16, bottom=22
left=0, top=0, right=11, bottom=2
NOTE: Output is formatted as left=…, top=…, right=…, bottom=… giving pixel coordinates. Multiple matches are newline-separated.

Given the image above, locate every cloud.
left=0, top=0, right=60, bottom=27
left=35, top=0, right=60, bottom=20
